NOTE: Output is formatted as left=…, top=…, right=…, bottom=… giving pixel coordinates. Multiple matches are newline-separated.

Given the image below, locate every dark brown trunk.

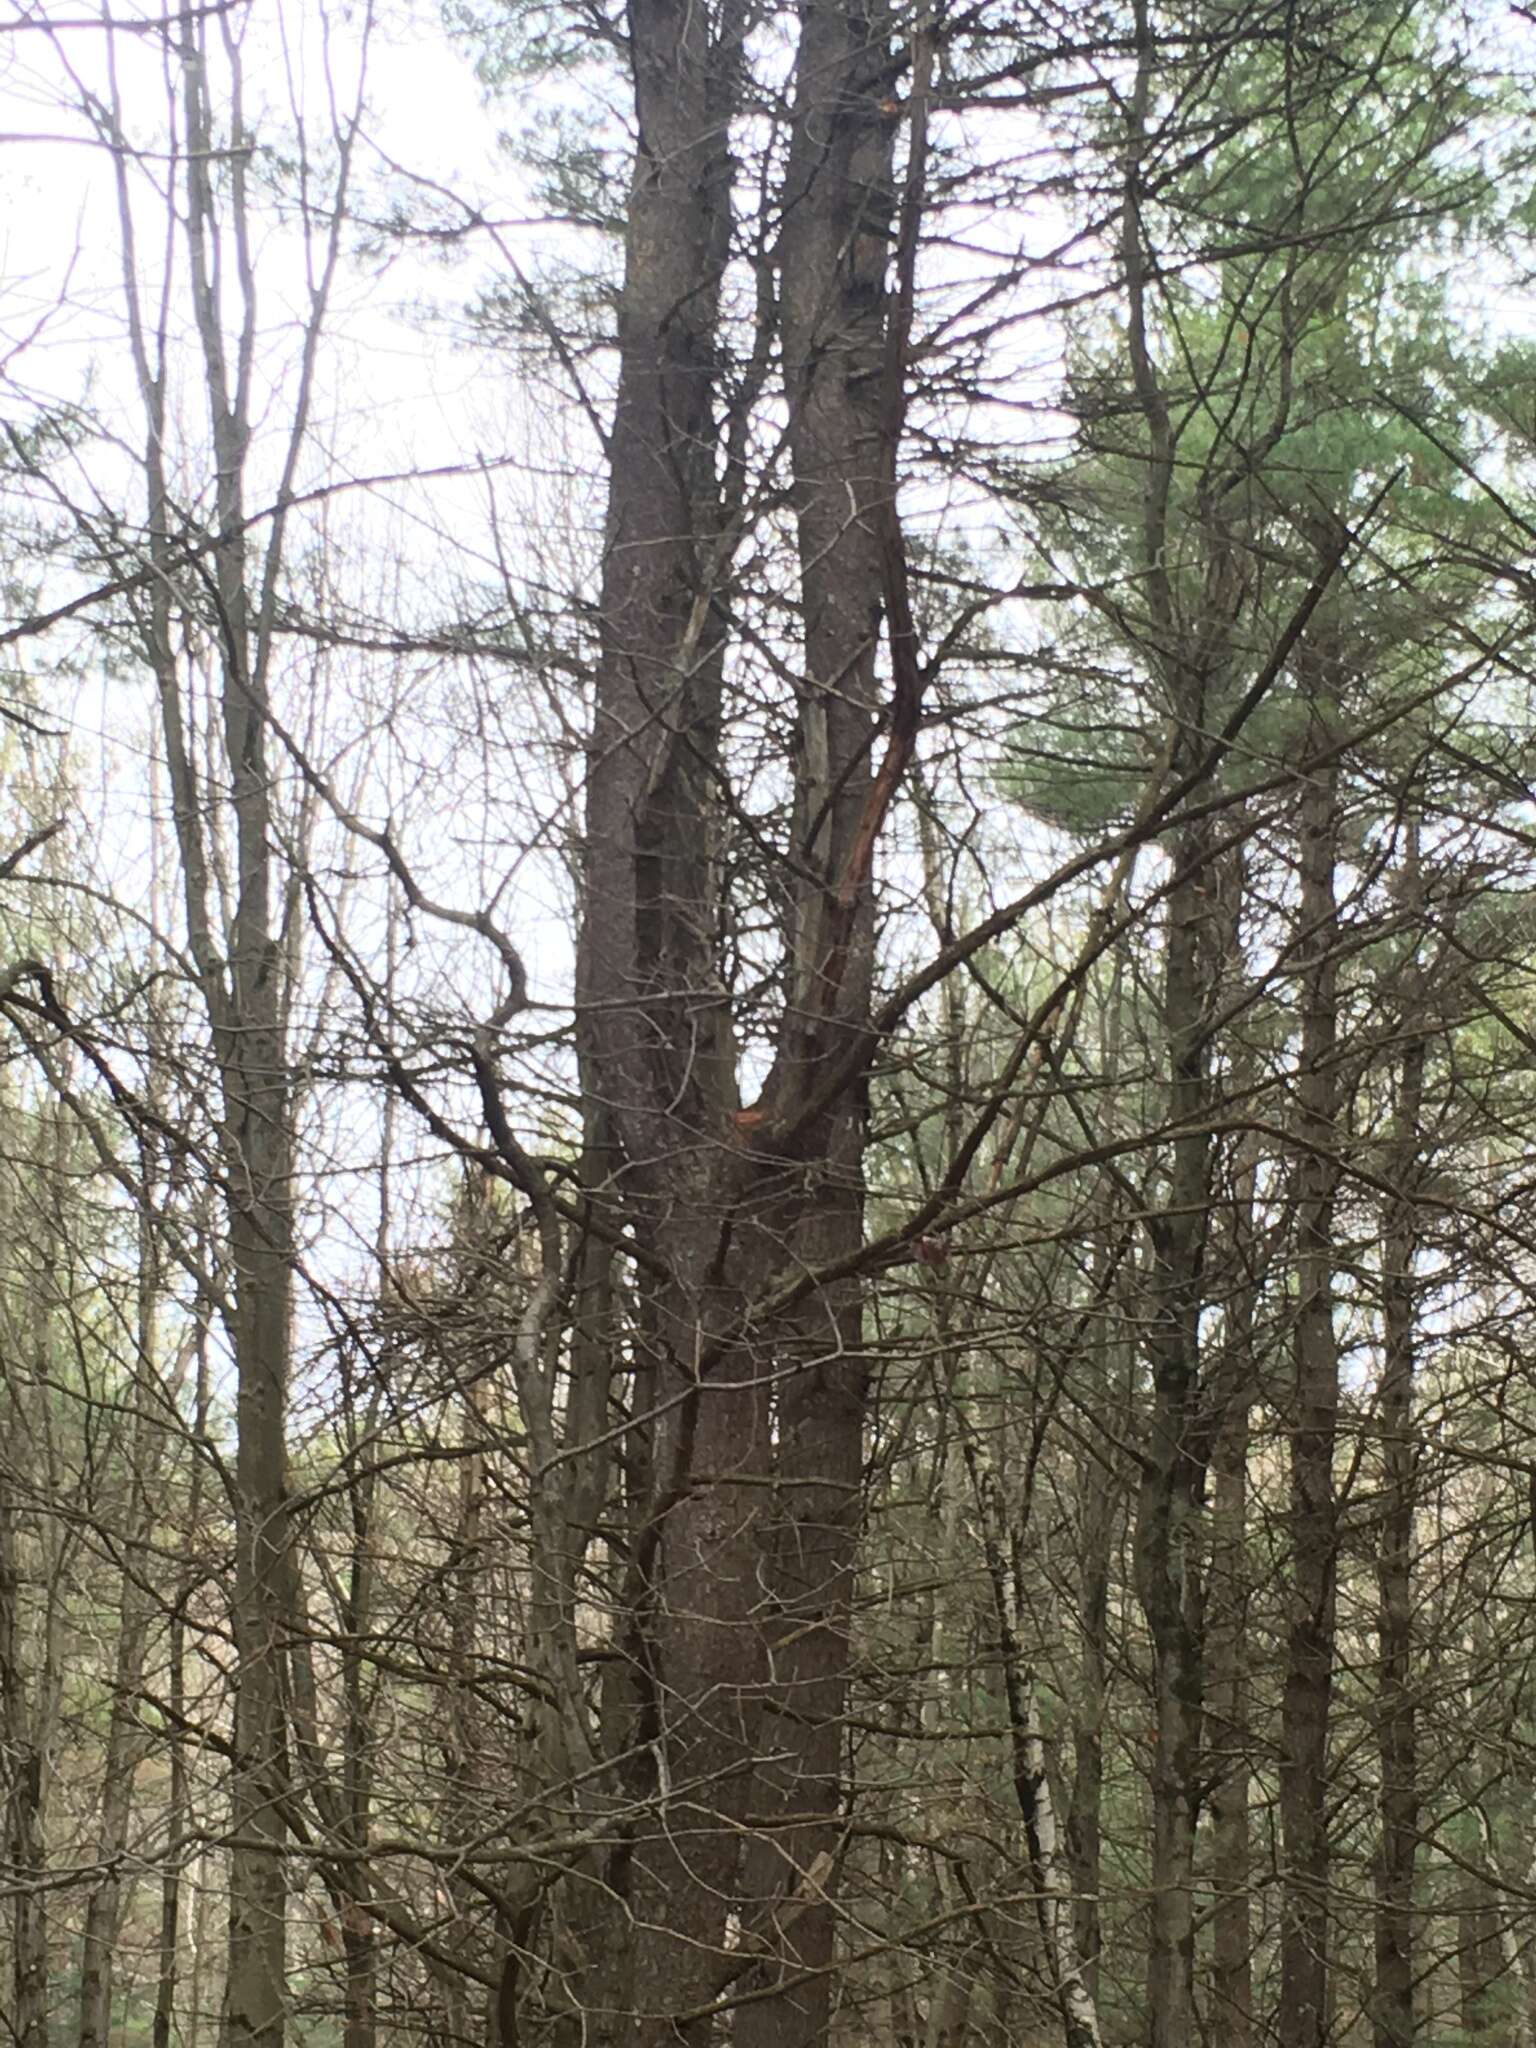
left=342, top=1912, right=377, bottom=2048
left=1134, top=809, right=1218, bottom=2048
left=1119, top=16, right=1217, bottom=2032
left=573, top=2, right=748, bottom=2019
left=574, top=0, right=916, bottom=2034
left=732, top=3, right=898, bottom=2041
left=221, top=1181, right=295, bottom=2048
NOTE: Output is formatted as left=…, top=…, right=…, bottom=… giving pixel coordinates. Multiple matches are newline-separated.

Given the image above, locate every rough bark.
left=572, top=14, right=761, bottom=2027
left=572, top=0, right=919, bottom=2036
left=1134, top=812, right=1216, bottom=2048
left=732, top=4, right=903, bottom=2042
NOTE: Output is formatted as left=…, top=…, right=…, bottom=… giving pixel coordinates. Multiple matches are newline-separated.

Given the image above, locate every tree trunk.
left=0, top=1107, right=71, bottom=2048
left=221, top=1156, right=295, bottom=2048
left=79, top=1201, right=174, bottom=2048
left=1459, top=1880, right=1502, bottom=2041
left=573, top=0, right=748, bottom=2024
left=156, top=1306, right=210, bottom=2048
left=118, top=18, right=301, bottom=2039
left=1209, top=1399, right=1253, bottom=2048
left=961, top=1424, right=1103, bottom=2048
left=1210, top=1106, right=1260, bottom=2048
left=443, top=1376, right=486, bottom=2043
left=733, top=2, right=901, bottom=2041
left=77, top=1591, right=156, bottom=2048
left=1134, top=817, right=1214, bottom=2048
left=1068, top=1418, right=1113, bottom=2012
left=339, top=1405, right=379, bottom=2048
left=153, top=1602, right=189, bottom=2048
left=574, top=0, right=926, bottom=2034
left=0, top=1475, right=47, bottom=2048
left=1372, top=1016, right=1422, bottom=2048
left=1279, top=723, right=1342, bottom=2048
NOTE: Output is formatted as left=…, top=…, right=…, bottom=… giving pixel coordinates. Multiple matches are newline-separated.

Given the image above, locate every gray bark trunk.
left=0, top=1479, right=47, bottom=2048
left=1372, top=1009, right=1422, bottom=2048
left=79, top=1204, right=175, bottom=2048
left=1278, top=715, right=1342, bottom=2048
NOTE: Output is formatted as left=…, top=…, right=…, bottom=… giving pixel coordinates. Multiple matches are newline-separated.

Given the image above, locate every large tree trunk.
left=1278, top=719, right=1342, bottom=2048
left=734, top=2, right=901, bottom=2041
left=219, top=955, right=296, bottom=2048
left=573, top=2, right=756, bottom=2036
left=1134, top=811, right=1216, bottom=2048
left=574, top=0, right=928, bottom=2035
left=114, top=17, right=302, bottom=2039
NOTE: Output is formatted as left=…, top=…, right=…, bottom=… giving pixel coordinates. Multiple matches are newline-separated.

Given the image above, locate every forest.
left=2, top=0, right=1536, bottom=2043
